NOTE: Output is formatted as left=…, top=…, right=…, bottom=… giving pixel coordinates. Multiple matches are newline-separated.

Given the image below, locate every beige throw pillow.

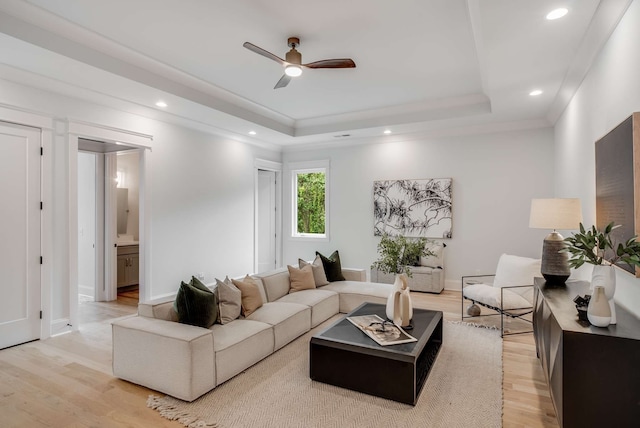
left=215, top=276, right=242, bottom=324
left=420, top=242, right=446, bottom=268
left=287, top=264, right=316, bottom=293
left=231, top=275, right=264, bottom=317
left=298, top=255, right=329, bottom=287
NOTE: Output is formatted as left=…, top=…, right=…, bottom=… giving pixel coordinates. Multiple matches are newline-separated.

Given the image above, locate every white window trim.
left=289, top=159, right=330, bottom=241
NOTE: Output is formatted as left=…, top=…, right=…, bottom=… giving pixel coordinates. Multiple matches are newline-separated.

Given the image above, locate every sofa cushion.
left=420, top=241, right=446, bottom=268
left=316, top=250, right=346, bottom=282
left=287, top=264, right=316, bottom=293
left=174, top=280, right=218, bottom=328
left=320, top=281, right=391, bottom=313
left=299, top=255, right=329, bottom=286
left=216, top=277, right=242, bottom=324
left=247, top=302, right=311, bottom=351
left=231, top=275, right=263, bottom=317
left=277, top=289, right=339, bottom=327
left=254, top=268, right=290, bottom=302
left=211, top=319, right=273, bottom=385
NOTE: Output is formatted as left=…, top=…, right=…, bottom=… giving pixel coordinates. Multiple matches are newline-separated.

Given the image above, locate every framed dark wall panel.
left=595, top=112, right=640, bottom=276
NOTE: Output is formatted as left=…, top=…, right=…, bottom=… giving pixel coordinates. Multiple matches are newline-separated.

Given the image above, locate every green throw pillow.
left=316, top=250, right=346, bottom=282
left=174, top=278, right=218, bottom=328
left=173, top=275, right=212, bottom=313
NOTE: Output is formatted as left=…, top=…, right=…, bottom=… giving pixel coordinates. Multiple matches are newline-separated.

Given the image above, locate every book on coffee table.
left=347, top=314, right=417, bottom=346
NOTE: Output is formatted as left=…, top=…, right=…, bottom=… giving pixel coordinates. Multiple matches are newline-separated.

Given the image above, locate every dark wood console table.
left=533, top=277, right=640, bottom=427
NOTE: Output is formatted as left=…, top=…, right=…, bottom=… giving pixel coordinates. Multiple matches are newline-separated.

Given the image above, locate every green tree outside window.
left=296, top=172, right=325, bottom=234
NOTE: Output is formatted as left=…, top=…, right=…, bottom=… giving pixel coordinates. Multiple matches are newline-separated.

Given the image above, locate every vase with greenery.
left=371, top=234, right=433, bottom=277
left=562, top=222, right=640, bottom=269
left=562, top=222, right=640, bottom=325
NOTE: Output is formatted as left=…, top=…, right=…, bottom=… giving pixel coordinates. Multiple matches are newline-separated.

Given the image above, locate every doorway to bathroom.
left=76, top=139, right=141, bottom=311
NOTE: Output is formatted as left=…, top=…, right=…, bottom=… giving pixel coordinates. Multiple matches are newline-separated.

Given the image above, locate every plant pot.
left=591, top=264, right=616, bottom=324
left=587, top=285, right=611, bottom=327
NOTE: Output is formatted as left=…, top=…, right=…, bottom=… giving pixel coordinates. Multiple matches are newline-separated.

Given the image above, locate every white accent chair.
left=461, top=254, right=541, bottom=337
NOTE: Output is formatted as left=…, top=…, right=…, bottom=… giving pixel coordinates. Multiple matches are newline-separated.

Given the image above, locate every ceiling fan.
left=243, top=37, right=356, bottom=89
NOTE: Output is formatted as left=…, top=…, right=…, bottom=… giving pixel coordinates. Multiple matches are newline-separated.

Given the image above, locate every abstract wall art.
left=373, top=178, right=452, bottom=238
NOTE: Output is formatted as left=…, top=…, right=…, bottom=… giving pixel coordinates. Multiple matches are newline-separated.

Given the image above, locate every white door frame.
left=94, top=153, right=106, bottom=301
left=68, top=121, right=152, bottom=329
left=254, top=159, right=282, bottom=273
left=77, top=150, right=105, bottom=301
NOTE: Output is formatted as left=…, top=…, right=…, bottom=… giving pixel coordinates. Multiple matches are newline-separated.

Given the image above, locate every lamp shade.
left=529, top=198, right=582, bottom=230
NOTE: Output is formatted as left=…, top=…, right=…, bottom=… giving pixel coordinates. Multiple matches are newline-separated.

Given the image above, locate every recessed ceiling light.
left=383, top=129, right=392, bottom=135
left=248, top=131, right=257, bottom=135
left=546, top=8, right=568, bottom=20
left=529, top=90, right=543, bottom=96
left=155, top=100, right=167, bottom=108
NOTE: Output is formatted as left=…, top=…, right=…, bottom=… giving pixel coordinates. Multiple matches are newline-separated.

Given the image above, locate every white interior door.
left=0, top=122, right=41, bottom=349
left=257, top=169, right=276, bottom=273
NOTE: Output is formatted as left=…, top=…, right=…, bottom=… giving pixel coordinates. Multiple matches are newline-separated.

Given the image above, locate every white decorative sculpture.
left=386, top=273, right=413, bottom=327
left=591, top=264, right=616, bottom=325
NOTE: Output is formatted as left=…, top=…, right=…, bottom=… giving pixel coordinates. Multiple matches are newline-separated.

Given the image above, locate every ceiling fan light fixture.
left=285, top=65, right=302, bottom=77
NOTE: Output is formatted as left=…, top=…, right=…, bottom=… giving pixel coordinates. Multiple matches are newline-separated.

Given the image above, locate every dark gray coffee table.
left=309, top=302, right=443, bottom=405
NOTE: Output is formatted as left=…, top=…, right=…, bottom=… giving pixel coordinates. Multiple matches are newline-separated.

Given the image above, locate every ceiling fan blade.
left=303, top=58, right=356, bottom=69
left=274, top=74, right=291, bottom=89
left=243, top=42, right=286, bottom=65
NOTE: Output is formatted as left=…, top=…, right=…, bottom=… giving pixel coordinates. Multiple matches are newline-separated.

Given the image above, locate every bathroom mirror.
left=117, top=187, right=128, bottom=235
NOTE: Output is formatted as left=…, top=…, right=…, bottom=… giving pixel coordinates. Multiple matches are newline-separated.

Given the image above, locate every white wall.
left=555, top=0, right=640, bottom=316
left=282, top=127, right=555, bottom=289
left=77, top=152, right=96, bottom=297
left=149, top=122, right=274, bottom=296
left=0, top=78, right=280, bottom=326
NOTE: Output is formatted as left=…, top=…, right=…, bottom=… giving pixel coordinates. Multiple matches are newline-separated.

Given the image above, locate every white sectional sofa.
left=112, top=267, right=392, bottom=401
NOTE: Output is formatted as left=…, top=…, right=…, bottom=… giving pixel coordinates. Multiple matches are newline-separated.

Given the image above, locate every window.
left=290, top=160, right=330, bottom=239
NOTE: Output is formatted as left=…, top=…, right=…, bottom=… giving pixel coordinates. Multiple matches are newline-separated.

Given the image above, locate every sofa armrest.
left=112, top=316, right=215, bottom=402
left=341, top=268, right=366, bottom=282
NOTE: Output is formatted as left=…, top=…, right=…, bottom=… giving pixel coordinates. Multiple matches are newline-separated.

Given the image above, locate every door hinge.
left=40, top=201, right=43, bottom=210
left=39, top=310, right=42, bottom=319
left=40, top=147, right=43, bottom=156
left=40, top=256, right=43, bottom=265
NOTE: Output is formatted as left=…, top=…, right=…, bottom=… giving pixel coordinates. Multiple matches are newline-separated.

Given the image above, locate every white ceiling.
left=0, top=0, right=632, bottom=148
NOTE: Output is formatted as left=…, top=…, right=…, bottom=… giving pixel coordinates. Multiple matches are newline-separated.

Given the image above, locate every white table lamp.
left=529, top=198, right=583, bottom=284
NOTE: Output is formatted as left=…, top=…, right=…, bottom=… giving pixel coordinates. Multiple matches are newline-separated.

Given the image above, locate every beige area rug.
left=148, top=320, right=502, bottom=428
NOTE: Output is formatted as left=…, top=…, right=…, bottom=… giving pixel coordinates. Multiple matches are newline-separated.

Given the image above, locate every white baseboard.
left=444, top=279, right=462, bottom=291
left=78, top=284, right=94, bottom=297
left=51, top=318, right=73, bottom=336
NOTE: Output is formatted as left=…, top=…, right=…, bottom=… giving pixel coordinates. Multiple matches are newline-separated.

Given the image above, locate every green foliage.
left=297, top=172, right=325, bottom=234
left=562, top=222, right=640, bottom=269
left=371, top=234, right=434, bottom=277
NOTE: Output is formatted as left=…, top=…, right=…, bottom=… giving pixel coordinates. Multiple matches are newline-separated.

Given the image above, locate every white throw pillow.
left=420, top=241, right=445, bottom=268
left=493, top=254, right=541, bottom=301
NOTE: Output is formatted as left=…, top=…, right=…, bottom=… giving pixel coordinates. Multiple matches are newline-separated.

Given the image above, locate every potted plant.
left=562, top=221, right=640, bottom=325
left=372, top=234, right=434, bottom=326
left=563, top=222, right=640, bottom=269
left=371, top=234, right=433, bottom=277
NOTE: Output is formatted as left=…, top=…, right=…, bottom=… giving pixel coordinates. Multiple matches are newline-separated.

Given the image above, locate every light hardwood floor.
left=1, top=290, right=558, bottom=427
